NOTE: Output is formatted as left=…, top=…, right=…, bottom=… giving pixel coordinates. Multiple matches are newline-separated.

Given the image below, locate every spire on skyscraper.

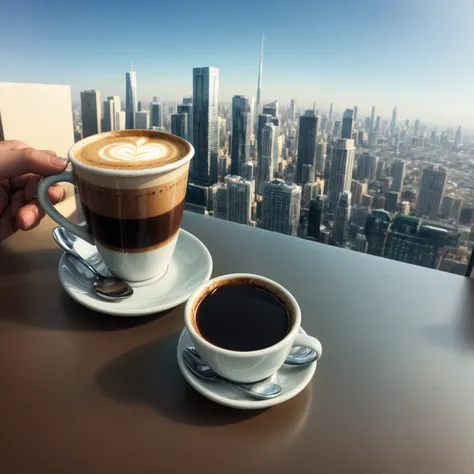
left=254, top=34, right=264, bottom=135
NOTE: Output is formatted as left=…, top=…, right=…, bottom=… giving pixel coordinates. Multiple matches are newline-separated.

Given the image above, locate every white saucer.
left=58, top=229, right=213, bottom=316
left=176, top=327, right=317, bottom=410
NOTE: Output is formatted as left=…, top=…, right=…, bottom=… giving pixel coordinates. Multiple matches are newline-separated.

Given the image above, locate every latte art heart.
left=98, top=138, right=170, bottom=162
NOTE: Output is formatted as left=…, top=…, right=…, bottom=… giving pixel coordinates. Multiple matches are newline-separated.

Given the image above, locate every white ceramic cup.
left=38, top=130, right=194, bottom=282
left=184, top=273, right=323, bottom=383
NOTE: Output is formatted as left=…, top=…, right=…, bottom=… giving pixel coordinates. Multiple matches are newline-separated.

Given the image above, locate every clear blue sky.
left=1, top=0, right=473, bottom=127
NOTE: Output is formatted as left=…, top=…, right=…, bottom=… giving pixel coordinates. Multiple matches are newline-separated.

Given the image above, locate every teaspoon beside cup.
left=52, top=227, right=134, bottom=301
left=183, top=348, right=283, bottom=400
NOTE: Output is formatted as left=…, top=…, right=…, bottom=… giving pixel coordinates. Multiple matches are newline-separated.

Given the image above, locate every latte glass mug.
left=38, top=130, right=194, bottom=282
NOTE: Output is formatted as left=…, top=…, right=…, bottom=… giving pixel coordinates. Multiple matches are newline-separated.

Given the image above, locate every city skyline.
left=2, top=0, right=474, bottom=129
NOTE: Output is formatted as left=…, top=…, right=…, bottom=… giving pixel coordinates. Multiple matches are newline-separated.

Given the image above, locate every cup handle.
left=292, top=334, right=323, bottom=360
left=38, top=171, right=94, bottom=245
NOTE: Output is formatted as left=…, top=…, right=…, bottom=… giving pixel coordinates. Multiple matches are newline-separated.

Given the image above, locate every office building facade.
left=226, top=175, right=253, bottom=225
left=193, top=67, right=219, bottom=184
left=262, top=180, right=301, bottom=236
left=327, top=139, right=355, bottom=212
left=416, top=165, right=447, bottom=218
left=230, top=95, right=251, bottom=176
left=296, top=111, right=319, bottom=184
left=80, top=89, right=101, bottom=138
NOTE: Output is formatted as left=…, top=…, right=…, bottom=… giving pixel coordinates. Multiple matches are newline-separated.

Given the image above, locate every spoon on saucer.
left=52, top=227, right=134, bottom=301
left=186, top=346, right=318, bottom=367
left=183, top=348, right=283, bottom=400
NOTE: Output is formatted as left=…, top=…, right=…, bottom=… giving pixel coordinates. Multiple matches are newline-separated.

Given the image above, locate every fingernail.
left=53, top=156, right=69, bottom=168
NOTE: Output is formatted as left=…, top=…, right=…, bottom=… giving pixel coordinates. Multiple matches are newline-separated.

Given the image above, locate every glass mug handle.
left=38, top=171, right=94, bottom=245
left=292, top=334, right=323, bottom=359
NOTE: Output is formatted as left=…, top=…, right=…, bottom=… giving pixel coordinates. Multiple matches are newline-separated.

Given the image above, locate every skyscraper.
left=383, top=215, right=457, bottom=269
left=193, top=67, right=219, bottom=184
left=357, top=152, right=378, bottom=181
left=327, top=139, right=355, bottom=212
left=254, top=35, right=264, bottom=136
left=240, top=162, right=254, bottom=181
left=416, top=165, right=447, bottom=218
left=328, top=103, right=333, bottom=123
left=263, top=101, right=279, bottom=118
left=353, top=106, right=358, bottom=125
left=332, top=191, right=351, bottom=245
left=134, top=110, right=149, bottom=129
left=315, top=141, right=327, bottom=176
left=354, top=233, right=368, bottom=253
left=257, top=122, right=277, bottom=194
left=350, top=179, right=368, bottom=206
left=333, top=120, right=342, bottom=138
left=230, top=95, right=251, bottom=176
left=385, top=191, right=399, bottom=213
left=391, top=159, right=405, bottom=193
left=125, top=70, right=137, bottom=129
left=102, top=98, right=114, bottom=132
left=226, top=175, right=253, bottom=225
left=296, top=110, right=318, bottom=184
left=80, top=90, right=101, bottom=138
left=455, top=126, right=462, bottom=147
left=364, top=210, right=391, bottom=257
left=307, top=196, right=325, bottom=241
left=150, top=101, right=163, bottom=128
left=102, top=96, right=120, bottom=132
left=171, top=113, right=188, bottom=140
left=290, top=99, right=296, bottom=121
left=414, top=119, right=421, bottom=137
left=370, top=106, right=376, bottom=135
left=262, top=180, right=301, bottom=236
left=177, top=103, right=192, bottom=143
left=341, top=109, right=354, bottom=139
left=212, top=183, right=227, bottom=219
left=301, top=179, right=324, bottom=209
left=389, top=106, right=397, bottom=137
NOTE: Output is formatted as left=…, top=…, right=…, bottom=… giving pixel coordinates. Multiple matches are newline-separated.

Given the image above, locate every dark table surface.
left=1, top=199, right=474, bottom=474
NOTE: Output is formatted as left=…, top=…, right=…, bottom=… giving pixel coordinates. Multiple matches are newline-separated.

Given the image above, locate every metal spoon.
left=183, top=349, right=283, bottom=400
left=186, top=346, right=318, bottom=367
left=286, top=346, right=319, bottom=366
left=52, top=227, right=134, bottom=301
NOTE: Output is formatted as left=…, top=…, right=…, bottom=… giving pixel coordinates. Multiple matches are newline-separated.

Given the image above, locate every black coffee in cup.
left=195, top=281, right=290, bottom=351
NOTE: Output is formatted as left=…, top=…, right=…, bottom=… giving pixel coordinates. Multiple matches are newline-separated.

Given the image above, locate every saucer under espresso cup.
left=177, top=327, right=317, bottom=409
left=38, top=130, right=194, bottom=283
left=58, top=228, right=212, bottom=316
left=183, top=274, right=323, bottom=384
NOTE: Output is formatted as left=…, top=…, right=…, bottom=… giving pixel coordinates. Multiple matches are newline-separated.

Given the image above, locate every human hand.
left=0, top=140, right=68, bottom=242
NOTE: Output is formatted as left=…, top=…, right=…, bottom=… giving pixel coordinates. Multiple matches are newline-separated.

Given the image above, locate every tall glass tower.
left=192, top=67, right=219, bottom=184
left=327, top=139, right=355, bottom=213
left=296, top=110, right=318, bottom=184
left=230, top=95, right=251, bottom=176
left=125, top=70, right=137, bottom=130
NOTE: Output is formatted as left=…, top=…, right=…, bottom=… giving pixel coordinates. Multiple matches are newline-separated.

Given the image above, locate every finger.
left=0, top=140, right=28, bottom=151
left=10, top=173, right=37, bottom=191
left=0, top=148, right=67, bottom=179
left=47, top=184, right=66, bottom=204
left=9, top=190, right=25, bottom=220
left=0, top=185, right=8, bottom=215
left=15, top=199, right=49, bottom=230
left=40, top=150, right=57, bottom=156
left=24, top=175, right=41, bottom=201
left=16, top=185, right=66, bottom=231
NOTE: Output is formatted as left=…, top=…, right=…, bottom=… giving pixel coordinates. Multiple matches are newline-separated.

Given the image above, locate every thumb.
left=0, top=147, right=68, bottom=179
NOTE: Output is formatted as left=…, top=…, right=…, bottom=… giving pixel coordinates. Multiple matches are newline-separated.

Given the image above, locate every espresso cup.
left=184, top=273, right=322, bottom=383
left=38, top=130, right=194, bottom=282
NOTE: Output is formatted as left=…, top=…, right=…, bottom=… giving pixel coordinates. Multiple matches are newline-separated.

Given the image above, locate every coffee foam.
left=72, top=130, right=190, bottom=171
